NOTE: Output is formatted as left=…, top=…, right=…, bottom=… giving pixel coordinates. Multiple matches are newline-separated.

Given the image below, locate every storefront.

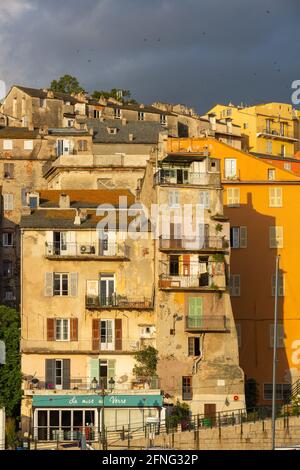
left=32, top=394, right=163, bottom=441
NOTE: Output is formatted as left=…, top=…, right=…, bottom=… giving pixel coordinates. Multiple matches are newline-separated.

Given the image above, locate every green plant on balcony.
left=215, top=223, right=223, bottom=233
left=166, top=401, right=191, bottom=431
left=133, top=346, right=158, bottom=387
left=212, top=253, right=225, bottom=262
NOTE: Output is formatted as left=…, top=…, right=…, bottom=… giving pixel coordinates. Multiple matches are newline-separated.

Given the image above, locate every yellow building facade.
left=168, top=137, right=300, bottom=405
left=208, top=102, right=298, bottom=159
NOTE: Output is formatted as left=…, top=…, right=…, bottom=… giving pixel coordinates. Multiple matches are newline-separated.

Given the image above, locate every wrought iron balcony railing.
left=185, top=315, right=227, bottom=331
left=45, top=242, right=129, bottom=258
left=159, top=236, right=229, bottom=251
left=86, top=293, right=153, bottom=309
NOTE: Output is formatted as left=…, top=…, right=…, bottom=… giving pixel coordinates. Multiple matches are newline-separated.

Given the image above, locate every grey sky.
left=1, top=0, right=300, bottom=112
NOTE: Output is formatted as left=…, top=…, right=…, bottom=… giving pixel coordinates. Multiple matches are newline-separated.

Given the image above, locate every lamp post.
left=271, top=255, right=280, bottom=450
left=99, top=377, right=115, bottom=450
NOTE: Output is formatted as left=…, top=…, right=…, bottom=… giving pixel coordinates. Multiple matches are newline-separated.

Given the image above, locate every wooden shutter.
left=89, top=358, right=99, bottom=383
left=227, top=188, right=239, bottom=206
left=47, top=318, right=55, bottom=341
left=183, top=255, right=190, bottom=276
left=240, top=226, right=247, bottom=248
left=188, top=297, right=203, bottom=328
left=62, top=359, right=70, bottom=390
left=92, top=319, right=100, bottom=351
left=45, top=359, right=55, bottom=388
left=108, top=360, right=116, bottom=381
left=115, top=319, right=122, bottom=351
left=70, top=318, right=78, bottom=341
left=70, top=272, right=78, bottom=297
left=44, top=272, right=53, bottom=296
left=188, top=337, right=194, bottom=356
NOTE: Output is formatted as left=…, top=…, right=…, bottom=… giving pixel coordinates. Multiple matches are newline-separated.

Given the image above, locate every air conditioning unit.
left=140, top=326, right=156, bottom=339
left=80, top=245, right=94, bottom=254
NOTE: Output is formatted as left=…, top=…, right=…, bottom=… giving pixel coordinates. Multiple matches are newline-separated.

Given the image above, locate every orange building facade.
left=167, top=137, right=300, bottom=405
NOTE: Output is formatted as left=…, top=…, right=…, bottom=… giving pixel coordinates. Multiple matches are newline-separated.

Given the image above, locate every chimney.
left=59, top=193, right=70, bottom=209
left=208, top=113, right=216, bottom=131
left=47, top=90, right=54, bottom=99
left=74, top=208, right=87, bottom=225
left=74, top=209, right=81, bottom=226
left=226, top=118, right=233, bottom=133
left=128, top=133, right=134, bottom=142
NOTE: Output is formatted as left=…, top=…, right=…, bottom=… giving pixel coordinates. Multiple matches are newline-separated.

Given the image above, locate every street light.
left=98, top=377, right=115, bottom=450
left=91, top=377, right=98, bottom=390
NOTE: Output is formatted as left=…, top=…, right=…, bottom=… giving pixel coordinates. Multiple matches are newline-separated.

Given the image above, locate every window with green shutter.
left=187, top=297, right=203, bottom=328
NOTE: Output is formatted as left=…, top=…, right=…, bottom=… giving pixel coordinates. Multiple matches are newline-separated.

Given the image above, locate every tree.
left=166, top=401, right=191, bottom=430
left=91, top=88, right=137, bottom=104
left=133, top=346, right=158, bottom=383
left=50, top=75, right=84, bottom=95
left=0, top=306, right=21, bottom=418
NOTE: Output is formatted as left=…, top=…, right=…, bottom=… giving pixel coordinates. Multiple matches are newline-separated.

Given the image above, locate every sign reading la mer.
left=32, top=394, right=163, bottom=408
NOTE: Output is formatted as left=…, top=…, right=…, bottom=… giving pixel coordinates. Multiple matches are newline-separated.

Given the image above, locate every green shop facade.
left=32, top=393, right=163, bottom=441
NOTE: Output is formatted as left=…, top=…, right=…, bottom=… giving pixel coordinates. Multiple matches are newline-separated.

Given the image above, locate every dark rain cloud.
left=1, top=0, right=300, bottom=112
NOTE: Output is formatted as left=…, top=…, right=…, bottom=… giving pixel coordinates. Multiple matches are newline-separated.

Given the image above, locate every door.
left=53, top=232, right=67, bottom=255
left=169, top=255, right=179, bottom=276
left=170, top=223, right=182, bottom=249
left=100, top=320, right=114, bottom=351
left=177, top=169, right=183, bottom=184
left=100, top=274, right=115, bottom=306
left=204, top=404, right=216, bottom=426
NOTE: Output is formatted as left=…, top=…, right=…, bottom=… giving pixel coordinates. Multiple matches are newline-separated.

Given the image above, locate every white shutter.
left=240, top=226, right=247, bottom=248
left=87, top=280, right=99, bottom=296
left=66, top=231, right=76, bottom=255
left=44, top=272, right=53, bottom=297
left=232, top=227, right=240, bottom=248
left=269, top=187, right=282, bottom=207
left=106, top=232, right=117, bottom=256
left=227, top=188, right=240, bottom=206
left=270, top=324, right=284, bottom=348
left=63, top=140, right=70, bottom=155
left=45, top=231, right=54, bottom=255
left=70, top=273, right=78, bottom=297
left=269, top=226, right=283, bottom=248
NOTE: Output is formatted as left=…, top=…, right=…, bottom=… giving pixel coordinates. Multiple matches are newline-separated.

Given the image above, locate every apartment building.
left=0, top=126, right=92, bottom=308
left=168, top=137, right=300, bottom=406
left=138, top=148, right=245, bottom=417
left=20, top=189, right=161, bottom=441
left=208, top=102, right=299, bottom=158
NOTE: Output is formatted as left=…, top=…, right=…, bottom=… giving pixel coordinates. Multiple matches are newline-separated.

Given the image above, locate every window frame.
left=55, top=319, right=70, bottom=342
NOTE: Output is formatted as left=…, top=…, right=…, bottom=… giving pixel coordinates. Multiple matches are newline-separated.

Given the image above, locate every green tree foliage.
left=133, top=346, right=158, bottom=380
left=0, top=306, right=21, bottom=418
left=166, top=401, right=191, bottom=429
left=50, top=75, right=85, bottom=95
left=91, top=88, right=137, bottom=104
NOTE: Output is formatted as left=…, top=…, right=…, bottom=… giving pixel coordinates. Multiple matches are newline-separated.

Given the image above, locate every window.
left=268, top=169, right=275, bottom=181
left=182, top=376, right=192, bottom=400
left=280, top=145, right=286, bottom=157
left=3, top=193, right=14, bottom=211
left=230, top=275, right=240, bottom=296
left=168, top=189, right=179, bottom=207
left=284, top=162, right=291, bottom=171
left=100, top=274, right=115, bottom=306
left=78, top=140, right=88, bottom=152
left=272, top=273, right=284, bottom=297
left=224, top=158, right=237, bottom=178
left=266, top=141, right=272, bottom=154
left=270, top=324, right=284, bottom=348
left=24, top=140, right=33, bottom=150
left=243, top=123, right=248, bottom=129
left=94, top=110, right=101, bottom=119
left=4, top=289, right=14, bottom=301
left=138, top=111, right=144, bottom=121
left=3, top=232, right=13, bottom=247
left=3, top=163, right=14, bottom=179
left=29, top=195, right=38, bottom=209
left=67, top=120, right=74, bottom=127
left=56, top=139, right=72, bottom=156
left=266, top=119, right=272, bottom=133
left=54, top=273, right=69, bottom=296
left=45, top=358, right=70, bottom=390
left=269, top=187, right=282, bottom=207
left=226, top=109, right=232, bottom=117
left=188, top=337, right=201, bottom=356
left=263, top=383, right=291, bottom=401
left=227, top=187, right=240, bottom=207
left=160, top=114, right=167, bottom=125
left=170, top=255, right=179, bottom=275
left=100, top=319, right=114, bottom=351
left=3, top=140, right=13, bottom=150
left=3, top=260, right=12, bottom=278
left=199, top=191, right=210, bottom=209
left=280, top=122, right=285, bottom=136
left=269, top=226, right=283, bottom=248
left=55, top=319, right=70, bottom=341
left=230, top=226, right=247, bottom=248
left=114, top=108, right=121, bottom=119
left=236, top=324, right=241, bottom=348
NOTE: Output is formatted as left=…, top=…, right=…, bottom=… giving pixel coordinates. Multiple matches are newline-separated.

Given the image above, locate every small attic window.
left=107, top=127, right=118, bottom=135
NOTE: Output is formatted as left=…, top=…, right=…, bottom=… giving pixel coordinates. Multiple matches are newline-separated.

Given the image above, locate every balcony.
left=185, top=315, right=227, bottom=332
left=23, top=376, right=160, bottom=392
left=159, top=273, right=226, bottom=291
left=159, top=236, right=229, bottom=252
left=86, top=293, right=153, bottom=310
left=256, top=127, right=298, bottom=141
left=154, top=169, right=220, bottom=186
left=45, top=242, right=129, bottom=260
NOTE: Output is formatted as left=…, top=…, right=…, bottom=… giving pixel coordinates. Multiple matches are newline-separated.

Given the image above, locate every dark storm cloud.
left=1, top=0, right=300, bottom=112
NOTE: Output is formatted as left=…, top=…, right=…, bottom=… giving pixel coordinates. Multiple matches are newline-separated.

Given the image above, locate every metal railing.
left=185, top=315, right=227, bottom=331
left=86, top=293, right=153, bottom=309
left=159, top=236, right=229, bottom=251
left=154, top=170, right=220, bottom=186
left=45, top=242, right=129, bottom=258
left=24, top=376, right=160, bottom=392
left=159, top=273, right=226, bottom=290
left=257, top=126, right=297, bottom=140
